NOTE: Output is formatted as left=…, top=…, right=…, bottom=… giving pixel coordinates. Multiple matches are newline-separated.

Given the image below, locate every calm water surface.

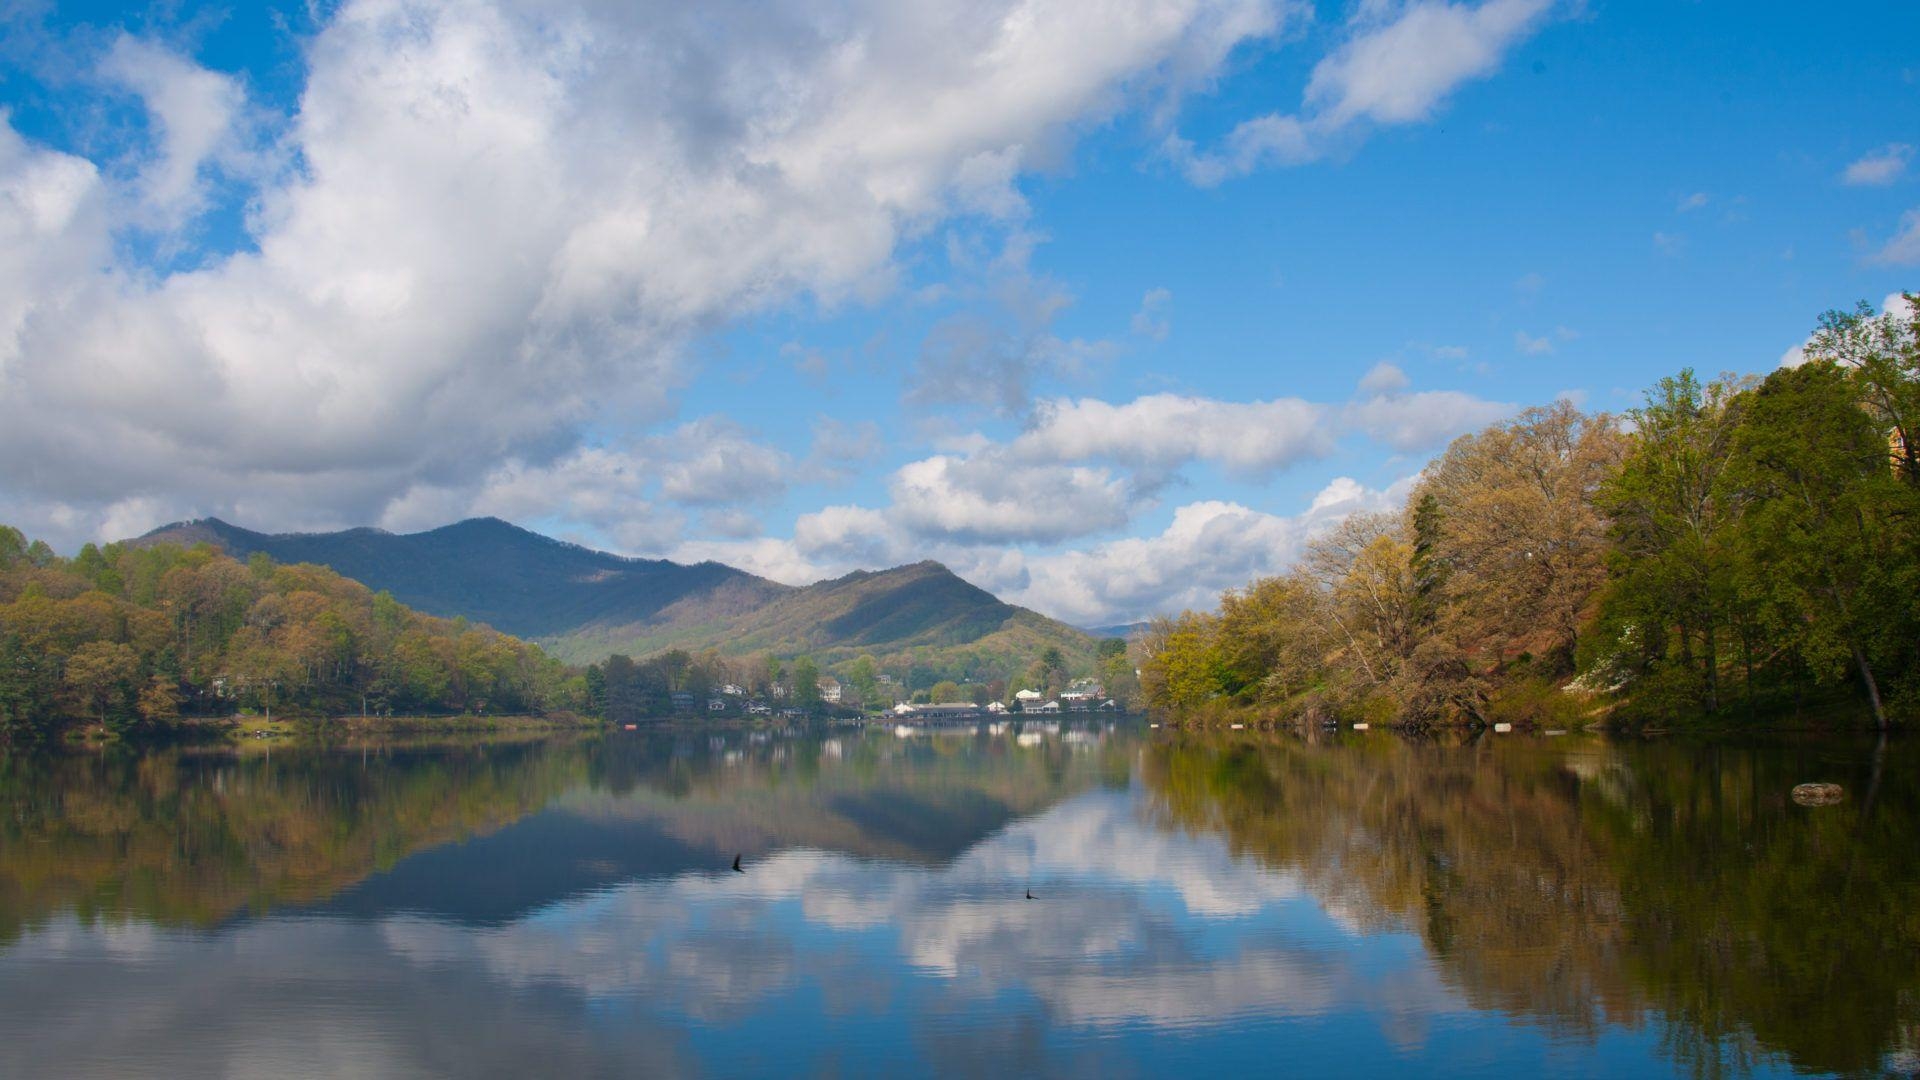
left=1, top=723, right=1913, bottom=1077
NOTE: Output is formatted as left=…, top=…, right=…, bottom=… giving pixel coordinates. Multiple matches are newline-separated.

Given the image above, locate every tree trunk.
left=1701, top=615, right=1719, bottom=713
left=1740, top=625, right=1755, bottom=718
left=1852, top=643, right=1887, bottom=730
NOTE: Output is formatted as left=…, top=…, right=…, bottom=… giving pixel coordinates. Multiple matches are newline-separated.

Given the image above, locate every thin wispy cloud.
left=1843, top=143, right=1913, bottom=186
left=1168, top=0, right=1559, bottom=185
left=1869, top=209, right=1920, bottom=266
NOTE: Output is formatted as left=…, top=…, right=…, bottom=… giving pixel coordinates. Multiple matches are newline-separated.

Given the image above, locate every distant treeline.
left=0, top=534, right=585, bottom=740
left=586, top=639, right=1137, bottom=723
left=588, top=650, right=822, bottom=722
left=1141, top=295, right=1920, bottom=728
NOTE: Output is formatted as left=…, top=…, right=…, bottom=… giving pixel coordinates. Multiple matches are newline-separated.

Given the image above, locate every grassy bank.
left=49, top=711, right=603, bottom=749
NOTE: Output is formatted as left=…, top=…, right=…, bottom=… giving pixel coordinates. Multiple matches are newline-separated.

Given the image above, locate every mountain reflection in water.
left=0, top=725, right=1913, bottom=1077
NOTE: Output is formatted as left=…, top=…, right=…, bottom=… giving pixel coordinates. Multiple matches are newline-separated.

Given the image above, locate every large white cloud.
left=0, top=0, right=1548, bottom=632
left=0, top=0, right=1302, bottom=547
left=999, top=475, right=1413, bottom=624
left=890, top=453, right=1135, bottom=544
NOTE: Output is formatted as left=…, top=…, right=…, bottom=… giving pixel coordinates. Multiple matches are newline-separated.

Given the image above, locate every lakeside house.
left=1061, top=678, right=1103, bottom=704
left=818, top=677, right=842, bottom=703
left=892, top=702, right=982, bottom=718
left=1014, top=688, right=1044, bottom=704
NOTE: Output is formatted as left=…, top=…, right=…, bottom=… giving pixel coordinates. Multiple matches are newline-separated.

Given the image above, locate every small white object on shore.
left=1493, top=722, right=1512, bottom=733
left=1352, top=723, right=1369, bottom=731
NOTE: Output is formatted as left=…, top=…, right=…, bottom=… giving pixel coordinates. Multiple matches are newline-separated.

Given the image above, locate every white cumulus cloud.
left=890, top=454, right=1134, bottom=544
left=1004, top=476, right=1413, bottom=624
left=0, top=0, right=1301, bottom=548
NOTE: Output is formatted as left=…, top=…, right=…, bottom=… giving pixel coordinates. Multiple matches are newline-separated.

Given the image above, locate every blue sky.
left=0, top=0, right=1915, bottom=624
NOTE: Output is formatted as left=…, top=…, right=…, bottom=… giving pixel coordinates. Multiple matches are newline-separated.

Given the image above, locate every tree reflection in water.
left=0, top=726, right=1913, bottom=1076
left=1139, top=731, right=1918, bottom=1077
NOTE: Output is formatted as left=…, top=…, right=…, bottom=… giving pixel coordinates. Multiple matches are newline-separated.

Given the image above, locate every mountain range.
left=132, top=517, right=1096, bottom=676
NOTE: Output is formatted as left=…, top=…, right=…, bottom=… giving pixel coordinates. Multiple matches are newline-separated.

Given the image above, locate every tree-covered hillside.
left=0, top=532, right=584, bottom=741
left=557, top=560, right=1099, bottom=682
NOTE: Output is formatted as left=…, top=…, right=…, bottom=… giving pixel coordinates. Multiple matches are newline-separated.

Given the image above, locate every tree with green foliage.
left=584, top=663, right=607, bottom=716
left=845, top=653, right=879, bottom=706
left=1805, top=292, right=1919, bottom=485
left=791, top=656, right=822, bottom=709
left=1039, top=645, right=1065, bottom=693
left=0, top=628, right=60, bottom=739
left=1139, top=613, right=1230, bottom=710
left=1594, top=369, right=1754, bottom=712
left=137, top=675, right=183, bottom=724
left=1728, top=361, right=1919, bottom=727
left=63, top=641, right=138, bottom=726
left=1095, top=637, right=1136, bottom=706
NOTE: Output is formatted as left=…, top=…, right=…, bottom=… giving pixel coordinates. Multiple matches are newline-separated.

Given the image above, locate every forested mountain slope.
left=134, top=517, right=792, bottom=641
left=132, top=519, right=1096, bottom=676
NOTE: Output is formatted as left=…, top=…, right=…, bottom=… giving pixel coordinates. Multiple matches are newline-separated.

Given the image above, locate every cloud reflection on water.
left=378, top=790, right=1455, bottom=1039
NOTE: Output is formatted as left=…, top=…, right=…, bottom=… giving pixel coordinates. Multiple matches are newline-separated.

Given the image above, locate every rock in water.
left=1791, top=783, right=1844, bottom=806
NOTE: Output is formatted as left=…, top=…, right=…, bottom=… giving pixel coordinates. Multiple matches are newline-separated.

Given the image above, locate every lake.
left=1, top=723, right=1913, bottom=1077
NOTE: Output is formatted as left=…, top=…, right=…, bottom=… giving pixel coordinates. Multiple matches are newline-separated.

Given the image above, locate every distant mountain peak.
left=118, top=517, right=1091, bottom=671
left=434, top=516, right=524, bottom=534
